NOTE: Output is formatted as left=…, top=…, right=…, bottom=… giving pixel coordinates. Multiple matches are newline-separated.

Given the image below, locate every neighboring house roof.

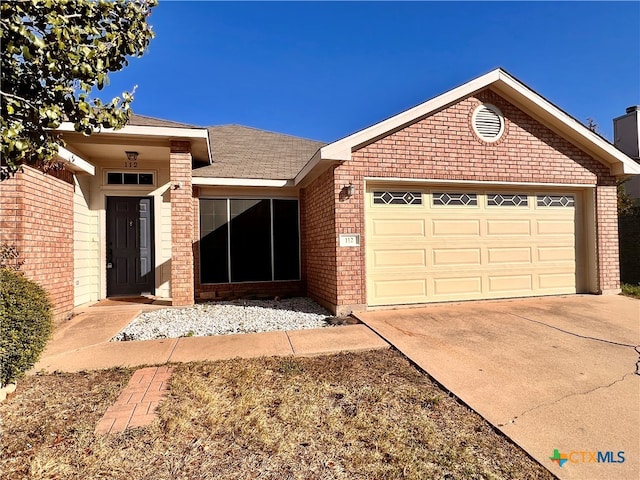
left=128, top=114, right=197, bottom=129
left=192, top=125, right=325, bottom=180
left=297, top=68, right=640, bottom=185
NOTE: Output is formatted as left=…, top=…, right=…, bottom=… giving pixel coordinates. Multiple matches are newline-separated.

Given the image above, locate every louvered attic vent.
left=472, top=104, right=504, bottom=142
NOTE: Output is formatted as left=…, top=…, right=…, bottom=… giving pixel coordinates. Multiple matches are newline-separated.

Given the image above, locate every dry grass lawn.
left=0, top=350, right=553, bottom=479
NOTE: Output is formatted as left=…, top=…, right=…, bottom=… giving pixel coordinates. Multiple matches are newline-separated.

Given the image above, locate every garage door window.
left=432, top=192, right=478, bottom=206
left=373, top=191, right=422, bottom=205
left=487, top=193, right=528, bottom=207
left=537, top=195, right=575, bottom=207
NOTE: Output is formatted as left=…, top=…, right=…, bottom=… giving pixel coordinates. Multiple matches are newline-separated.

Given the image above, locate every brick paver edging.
left=95, top=366, right=173, bottom=434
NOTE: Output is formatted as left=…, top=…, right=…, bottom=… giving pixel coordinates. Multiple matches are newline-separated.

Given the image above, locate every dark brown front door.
left=106, top=197, right=155, bottom=296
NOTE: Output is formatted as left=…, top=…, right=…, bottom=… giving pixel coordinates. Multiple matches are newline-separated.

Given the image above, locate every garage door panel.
left=432, top=248, right=481, bottom=266
left=372, top=249, right=427, bottom=268
left=432, top=219, right=480, bottom=237
left=486, top=219, right=531, bottom=236
left=487, top=247, right=532, bottom=265
left=488, top=274, right=533, bottom=293
left=538, top=273, right=576, bottom=290
left=366, top=186, right=581, bottom=306
left=371, top=218, right=425, bottom=237
left=373, top=279, right=427, bottom=300
left=537, top=246, right=575, bottom=263
left=432, top=276, right=482, bottom=296
left=537, top=219, right=575, bottom=235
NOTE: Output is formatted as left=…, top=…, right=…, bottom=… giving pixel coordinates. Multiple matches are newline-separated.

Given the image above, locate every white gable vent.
left=472, top=103, right=504, bottom=142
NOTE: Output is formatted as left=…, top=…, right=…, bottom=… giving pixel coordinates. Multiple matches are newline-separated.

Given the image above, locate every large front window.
left=199, top=198, right=300, bottom=283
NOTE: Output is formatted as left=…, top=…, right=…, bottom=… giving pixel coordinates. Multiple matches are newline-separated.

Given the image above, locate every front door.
left=106, top=197, right=155, bottom=296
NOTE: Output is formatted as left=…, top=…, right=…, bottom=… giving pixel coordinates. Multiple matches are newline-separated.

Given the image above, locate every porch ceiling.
left=62, top=132, right=171, bottom=164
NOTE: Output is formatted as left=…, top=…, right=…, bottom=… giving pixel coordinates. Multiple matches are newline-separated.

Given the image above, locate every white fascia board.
left=192, top=177, right=292, bottom=187
left=205, top=128, right=213, bottom=165
left=494, top=71, right=640, bottom=176
left=320, top=69, right=502, bottom=162
left=317, top=68, right=640, bottom=177
left=364, top=176, right=596, bottom=189
left=56, top=146, right=95, bottom=175
left=56, top=122, right=209, bottom=139
left=294, top=150, right=322, bottom=185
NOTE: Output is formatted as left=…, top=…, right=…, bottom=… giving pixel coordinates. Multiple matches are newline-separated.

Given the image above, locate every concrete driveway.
left=356, top=295, right=639, bottom=480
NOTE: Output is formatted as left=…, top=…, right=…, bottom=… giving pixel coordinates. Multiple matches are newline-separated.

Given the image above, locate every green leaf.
left=1, top=0, right=157, bottom=170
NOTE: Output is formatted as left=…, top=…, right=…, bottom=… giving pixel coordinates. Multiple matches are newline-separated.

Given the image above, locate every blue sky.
left=100, top=1, right=640, bottom=142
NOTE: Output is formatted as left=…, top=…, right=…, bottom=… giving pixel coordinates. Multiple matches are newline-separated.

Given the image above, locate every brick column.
left=170, top=141, right=195, bottom=306
left=595, top=185, right=621, bottom=294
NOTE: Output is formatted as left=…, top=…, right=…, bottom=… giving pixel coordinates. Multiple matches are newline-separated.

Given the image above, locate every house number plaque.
left=339, top=234, right=360, bottom=247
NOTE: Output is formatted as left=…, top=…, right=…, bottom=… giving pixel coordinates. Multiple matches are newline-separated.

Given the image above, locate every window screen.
left=199, top=198, right=300, bottom=284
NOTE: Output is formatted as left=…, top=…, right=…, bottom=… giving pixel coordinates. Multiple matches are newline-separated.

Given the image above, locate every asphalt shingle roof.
left=128, top=114, right=198, bottom=129
left=192, top=125, right=325, bottom=180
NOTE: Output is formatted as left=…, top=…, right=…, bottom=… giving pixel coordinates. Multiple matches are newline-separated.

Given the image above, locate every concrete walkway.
left=33, top=300, right=389, bottom=374
left=357, top=295, right=640, bottom=480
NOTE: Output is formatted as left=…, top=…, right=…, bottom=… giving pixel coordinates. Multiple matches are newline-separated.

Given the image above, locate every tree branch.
left=0, top=90, right=38, bottom=110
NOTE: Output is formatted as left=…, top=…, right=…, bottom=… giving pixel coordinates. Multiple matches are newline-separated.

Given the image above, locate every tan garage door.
left=366, top=185, right=582, bottom=306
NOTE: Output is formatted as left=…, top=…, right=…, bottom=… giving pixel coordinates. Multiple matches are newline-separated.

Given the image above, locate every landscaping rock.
left=112, top=297, right=332, bottom=341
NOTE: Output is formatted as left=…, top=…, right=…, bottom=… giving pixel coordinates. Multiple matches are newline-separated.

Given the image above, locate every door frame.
left=105, top=195, right=156, bottom=297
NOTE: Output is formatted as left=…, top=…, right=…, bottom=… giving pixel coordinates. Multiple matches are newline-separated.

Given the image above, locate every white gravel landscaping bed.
left=112, top=297, right=333, bottom=341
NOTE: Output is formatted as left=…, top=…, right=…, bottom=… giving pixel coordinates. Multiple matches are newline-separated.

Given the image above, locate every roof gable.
left=297, top=68, right=640, bottom=184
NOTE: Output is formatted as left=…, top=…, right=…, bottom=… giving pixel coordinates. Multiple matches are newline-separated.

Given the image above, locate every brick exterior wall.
left=0, top=166, right=75, bottom=321
left=196, top=281, right=304, bottom=300
left=170, top=141, right=195, bottom=306
left=304, top=89, right=620, bottom=312
left=595, top=185, right=621, bottom=293
left=301, top=168, right=338, bottom=310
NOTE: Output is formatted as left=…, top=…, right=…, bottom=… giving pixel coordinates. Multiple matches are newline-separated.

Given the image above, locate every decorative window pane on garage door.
left=536, top=195, right=575, bottom=207
left=373, top=191, right=422, bottom=205
left=487, top=193, right=528, bottom=207
left=432, top=193, right=478, bottom=206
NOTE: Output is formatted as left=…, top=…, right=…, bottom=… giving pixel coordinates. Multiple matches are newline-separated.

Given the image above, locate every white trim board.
left=364, top=177, right=596, bottom=189
left=55, top=122, right=208, bottom=139
left=56, top=146, right=95, bottom=175
left=193, top=177, right=292, bottom=187
left=315, top=68, right=640, bottom=177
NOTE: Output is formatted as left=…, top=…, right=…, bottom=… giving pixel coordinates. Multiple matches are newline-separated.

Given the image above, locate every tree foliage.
left=0, top=0, right=157, bottom=179
left=585, top=117, right=636, bottom=215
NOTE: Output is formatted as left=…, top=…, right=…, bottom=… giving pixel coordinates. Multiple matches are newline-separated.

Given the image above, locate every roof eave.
left=56, top=145, right=94, bottom=175
left=305, top=68, right=640, bottom=181
left=319, top=69, right=502, bottom=163
left=55, top=122, right=212, bottom=164
left=192, top=177, right=293, bottom=187
left=491, top=71, right=640, bottom=176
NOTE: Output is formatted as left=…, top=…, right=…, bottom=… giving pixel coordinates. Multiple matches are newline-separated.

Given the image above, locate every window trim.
left=104, top=170, right=156, bottom=187
left=536, top=194, right=576, bottom=208
left=432, top=192, right=479, bottom=207
left=373, top=191, right=423, bottom=205
left=199, top=197, right=301, bottom=285
left=486, top=193, right=529, bottom=207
